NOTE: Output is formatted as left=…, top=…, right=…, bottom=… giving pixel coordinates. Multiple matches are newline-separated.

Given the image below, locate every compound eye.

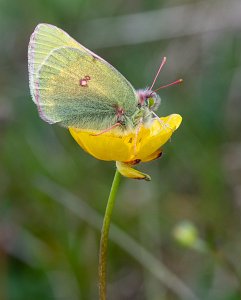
left=148, top=97, right=155, bottom=108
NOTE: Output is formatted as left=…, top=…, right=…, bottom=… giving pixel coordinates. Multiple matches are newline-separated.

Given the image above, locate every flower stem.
left=98, top=169, right=121, bottom=300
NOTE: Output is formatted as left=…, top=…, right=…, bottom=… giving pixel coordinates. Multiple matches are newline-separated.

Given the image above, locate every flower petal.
left=116, top=161, right=151, bottom=181
left=136, top=114, right=182, bottom=161
left=69, top=127, right=134, bottom=161
left=141, top=148, right=162, bottom=163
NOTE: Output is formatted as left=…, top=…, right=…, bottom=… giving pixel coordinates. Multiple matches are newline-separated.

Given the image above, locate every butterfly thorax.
left=120, top=89, right=161, bottom=131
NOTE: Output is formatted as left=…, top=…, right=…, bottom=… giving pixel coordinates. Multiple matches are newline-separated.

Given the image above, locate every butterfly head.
left=137, top=89, right=161, bottom=111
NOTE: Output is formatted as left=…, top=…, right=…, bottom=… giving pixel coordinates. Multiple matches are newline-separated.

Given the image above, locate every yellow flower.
left=69, top=114, right=182, bottom=180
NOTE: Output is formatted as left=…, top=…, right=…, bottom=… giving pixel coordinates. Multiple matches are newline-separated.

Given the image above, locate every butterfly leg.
left=91, top=122, right=121, bottom=136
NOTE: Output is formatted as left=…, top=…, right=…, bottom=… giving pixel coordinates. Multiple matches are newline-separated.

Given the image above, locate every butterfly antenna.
left=91, top=122, right=121, bottom=136
left=152, top=79, right=183, bottom=93
left=149, top=57, right=167, bottom=91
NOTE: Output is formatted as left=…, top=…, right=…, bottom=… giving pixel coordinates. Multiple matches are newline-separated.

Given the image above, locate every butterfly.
left=28, top=23, right=181, bottom=133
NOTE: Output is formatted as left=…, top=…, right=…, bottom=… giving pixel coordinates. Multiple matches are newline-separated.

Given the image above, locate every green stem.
left=98, top=169, right=121, bottom=300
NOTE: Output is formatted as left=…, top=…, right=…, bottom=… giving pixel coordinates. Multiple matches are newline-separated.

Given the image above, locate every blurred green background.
left=0, top=0, right=241, bottom=299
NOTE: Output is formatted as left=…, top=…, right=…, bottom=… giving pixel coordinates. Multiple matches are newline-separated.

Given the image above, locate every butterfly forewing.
left=35, top=46, right=138, bottom=129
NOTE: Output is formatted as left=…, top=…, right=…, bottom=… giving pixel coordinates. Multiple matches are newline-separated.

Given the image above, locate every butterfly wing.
left=28, top=24, right=138, bottom=130
left=33, top=46, right=138, bottom=129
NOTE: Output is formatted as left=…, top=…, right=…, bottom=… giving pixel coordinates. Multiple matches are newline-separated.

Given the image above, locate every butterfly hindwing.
left=35, top=46, right=138, bottom=129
